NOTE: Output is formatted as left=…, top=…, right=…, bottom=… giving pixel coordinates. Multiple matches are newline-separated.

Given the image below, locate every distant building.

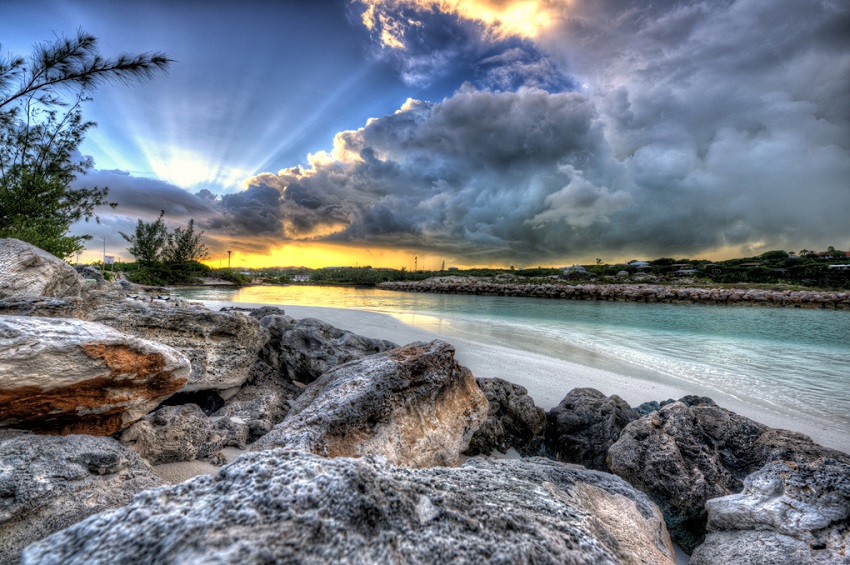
left=562, top=265, right=588, bottom=275
left=674, top=269, right=699, bottom=276
left=291, top=274, right=311, bottom=282
left=629, top=261, right=650, bottom=269
left=447, top=266, right=459, bottom=271
left=827, top=264, right=850, bottom=270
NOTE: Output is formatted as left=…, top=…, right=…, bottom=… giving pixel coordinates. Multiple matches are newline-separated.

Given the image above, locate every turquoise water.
left=172, top=285, right=850, bottom=434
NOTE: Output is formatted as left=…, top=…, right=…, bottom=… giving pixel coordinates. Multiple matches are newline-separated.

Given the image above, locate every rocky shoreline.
left=2, top=238, right=849, bottom=564
left=378, top=278, right=850, bottom=309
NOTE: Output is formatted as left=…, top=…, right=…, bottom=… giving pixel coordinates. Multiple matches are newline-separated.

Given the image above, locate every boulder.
left=0, top=316, right=190, bottom=435
left=607, top=400, right=850, bottom=553
left=0, top=239, right=83, bottom=299
left=22, top=451, right=675, bottom=565
left=691, top=458, right=850, bottom=564
left=0, top=430, right=163, bottom=565
left=118, top=404, right=250, bottom=465
left=545, top=387, right=639, bottom=471
left=260, top=315, right=398, bottom=384
left=252, top=340, right=489, bottom=468
left=0, top=296, right=85, bottom=318
left=464, top=377, right=546, bottom=457
left=220, top=305, right=286, bottom=319
left=86, top=300, right=263, bottom=391
left=74, top=265, right=105, bottom=284
left=212, top=360, right=303, bottom=442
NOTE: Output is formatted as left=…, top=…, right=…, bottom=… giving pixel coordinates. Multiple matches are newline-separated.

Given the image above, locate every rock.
left=260, top=315, right=398, bottom=384
left=0, top=316, right=190, bottom=435
left=212, top=360, right=302, bottom=442
left=754, top=427, right=850, bottom=466
left=22, top=450, right=675, bottom=565
left=546, top=387, right=639, bottom=471
left=691, top=458, right=850, bottom=564
left=0, top=296, right=85, bottom=318
left=118, top=404, right=249, bottom=465
left=0, top=239, right=83, bottom=299
left=252, top=340, right=489, bottom=468
left=220, top=305, right=286, bottom=319
left=0, top=430, right=163, bottom=565
left=607, top=400, right=850, bottom=553
left=86, top=300, right=263, bottom=391
left=73, top=265, right=105, bottom=284
left=464, top=377, right=546, bottom=457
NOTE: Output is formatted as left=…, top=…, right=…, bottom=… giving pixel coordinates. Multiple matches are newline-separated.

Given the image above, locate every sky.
left=2, top=0, right=849, bottom=269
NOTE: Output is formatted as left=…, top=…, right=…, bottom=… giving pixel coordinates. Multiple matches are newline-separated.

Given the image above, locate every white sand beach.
left=201, top=300, right=849, bottom=455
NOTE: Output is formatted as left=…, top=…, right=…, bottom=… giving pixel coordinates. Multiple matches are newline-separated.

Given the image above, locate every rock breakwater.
left=379, top=279, right=850, bottom=309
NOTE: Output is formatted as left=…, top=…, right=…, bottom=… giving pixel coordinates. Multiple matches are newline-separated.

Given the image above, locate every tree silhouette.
left=0, top=30, right=171, bottom=257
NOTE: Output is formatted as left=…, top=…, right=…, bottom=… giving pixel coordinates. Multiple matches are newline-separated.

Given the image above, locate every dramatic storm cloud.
left=15, top=0, right=842, bottom=265
left=245, top=0, right=849, bottom=263
left=69, top=170, right=285, bottom=257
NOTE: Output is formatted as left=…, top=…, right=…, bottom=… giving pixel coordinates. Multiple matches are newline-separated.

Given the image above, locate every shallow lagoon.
left=173, top=285, right=850, bottom=443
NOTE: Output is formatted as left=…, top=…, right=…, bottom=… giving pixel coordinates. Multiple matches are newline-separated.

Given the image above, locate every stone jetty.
left=379, top=278, right=850, bottom=309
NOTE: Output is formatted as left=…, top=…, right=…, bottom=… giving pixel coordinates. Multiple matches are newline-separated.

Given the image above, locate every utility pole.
left=103, top=236, right=106, bottom=264
left=414, top=255, right=418, bottom=272
left=227, top=250, right=232, bottom=268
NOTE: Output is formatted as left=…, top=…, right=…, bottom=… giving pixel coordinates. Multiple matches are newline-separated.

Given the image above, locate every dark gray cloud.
left=245, top=0, right=850, bottom=264
left=69, top=170, right=285, bottom=256
left=70, top=0, right=850, bottom=265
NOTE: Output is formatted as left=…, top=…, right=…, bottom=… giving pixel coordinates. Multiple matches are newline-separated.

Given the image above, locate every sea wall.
left=378, top=280, right=850, bottom=309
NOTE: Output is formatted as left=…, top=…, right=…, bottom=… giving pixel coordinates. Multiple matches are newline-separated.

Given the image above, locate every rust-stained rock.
left=0, top=239, right=84, bottom=299
left=86, top=300, right=263, bottom=391
left=252, top=340, right=489, bottom=468
left=0, top=316, right=190, bottom=435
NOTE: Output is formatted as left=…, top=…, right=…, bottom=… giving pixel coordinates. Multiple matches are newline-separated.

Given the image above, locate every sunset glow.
left=3, top=0, right=845, bottom=268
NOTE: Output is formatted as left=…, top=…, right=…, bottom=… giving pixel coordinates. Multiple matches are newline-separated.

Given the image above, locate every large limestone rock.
left=0, top=316, right=190, bottom=435
left=118, top=404, right=249, bottom=465
left=0, top=430, right=163, bottom=565
left=546, top=387, right=638, bottom=471
left=0, top=296, right=85, bottom=318
left=212, top=359, right=303, bottom=442
left=0, top=238, right=83, bottom=299
left=261, top=315, right=398, bottom=383
left=465, top=377, right=547, bottom=457
left=252, top=340, right=489, bottom=468
left=87, top=300, right=263, bottom=391
left=607, top=400, right=850, bottom=553
left=691, top=458, right=850, bottom=564
left=22, top=450, right=675, bottom=565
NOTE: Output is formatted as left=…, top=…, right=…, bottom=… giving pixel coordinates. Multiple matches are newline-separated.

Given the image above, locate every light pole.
left=227, top=250, right=232, bottom=269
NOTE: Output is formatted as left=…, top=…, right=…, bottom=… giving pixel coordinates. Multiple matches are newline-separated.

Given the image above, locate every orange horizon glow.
left=78, top=239, right=760, bottom=271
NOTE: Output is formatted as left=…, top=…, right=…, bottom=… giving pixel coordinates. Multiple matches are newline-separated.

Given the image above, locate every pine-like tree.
left=0, top=30, right=171, bottom=257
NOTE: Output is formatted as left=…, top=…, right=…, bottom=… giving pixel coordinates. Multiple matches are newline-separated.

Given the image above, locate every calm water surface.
left=173, top=285, right=850, bottom=434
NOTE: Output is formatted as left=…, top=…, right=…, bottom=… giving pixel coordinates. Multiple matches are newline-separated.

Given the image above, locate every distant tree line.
left=245, top=247, right=850, bottom=291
